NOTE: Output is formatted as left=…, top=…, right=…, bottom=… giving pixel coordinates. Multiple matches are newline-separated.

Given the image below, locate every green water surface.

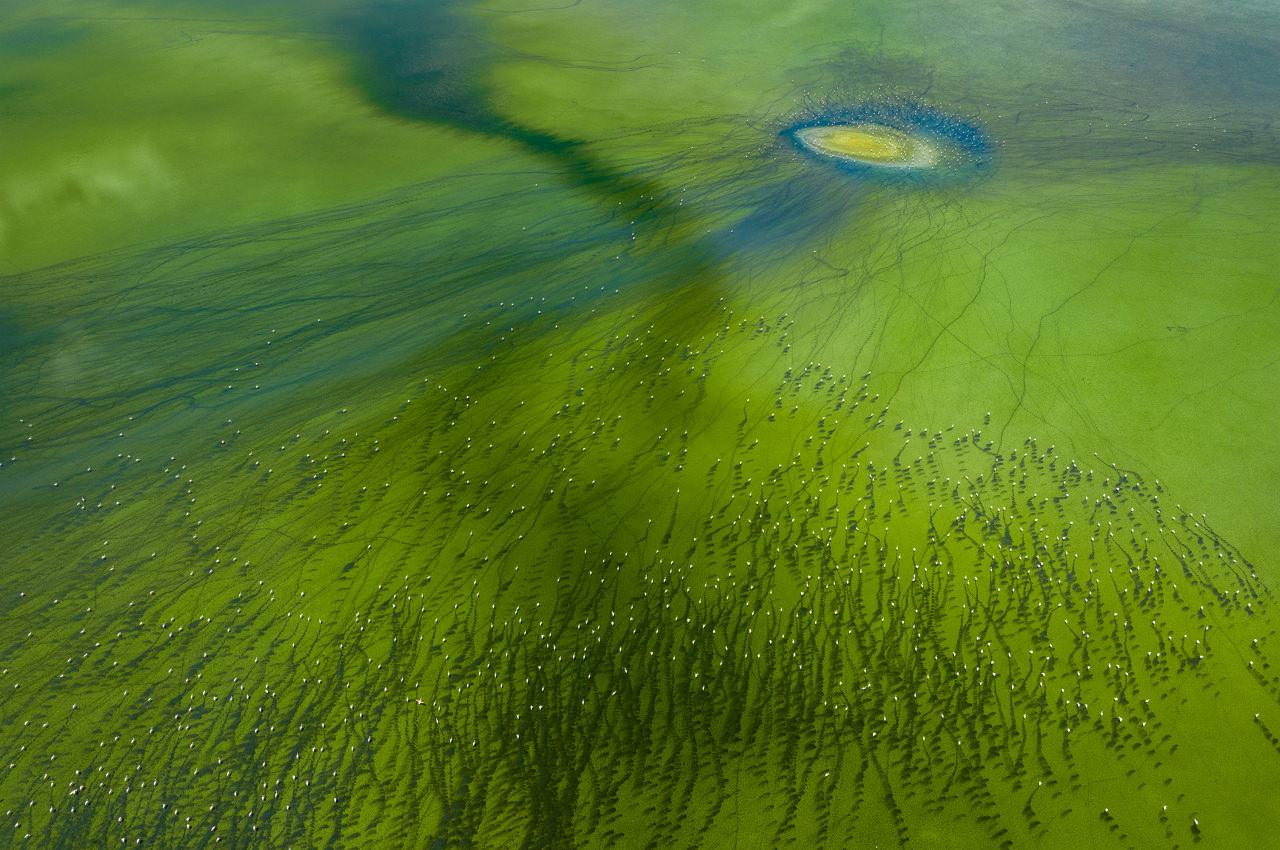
left=2, top=0, right=1279, bottom=847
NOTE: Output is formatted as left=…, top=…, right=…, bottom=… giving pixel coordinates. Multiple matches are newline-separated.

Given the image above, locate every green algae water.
left=3, top=0, right=1280, bottom=847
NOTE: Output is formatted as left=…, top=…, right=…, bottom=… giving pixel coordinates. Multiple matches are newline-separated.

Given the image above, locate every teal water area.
left=2, top=0, right=1279, bottom=847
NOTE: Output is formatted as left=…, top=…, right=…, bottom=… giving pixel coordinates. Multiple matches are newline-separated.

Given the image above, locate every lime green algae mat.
left=3, top=1, right=1280, bottom=847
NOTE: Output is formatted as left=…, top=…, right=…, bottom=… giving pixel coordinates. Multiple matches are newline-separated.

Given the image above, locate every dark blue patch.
left=0, top=19, right=88, bottom=54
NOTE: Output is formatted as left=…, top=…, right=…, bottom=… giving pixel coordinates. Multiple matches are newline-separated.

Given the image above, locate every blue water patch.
left=782, top=101, right=995, bottom=181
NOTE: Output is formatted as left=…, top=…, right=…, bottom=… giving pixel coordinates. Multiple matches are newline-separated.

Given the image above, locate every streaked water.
left=2, top=1, right=1279, bottom=847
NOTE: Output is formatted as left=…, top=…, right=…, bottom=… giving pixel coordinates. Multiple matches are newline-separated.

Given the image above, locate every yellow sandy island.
left=794, top=123, right=939, bottom=169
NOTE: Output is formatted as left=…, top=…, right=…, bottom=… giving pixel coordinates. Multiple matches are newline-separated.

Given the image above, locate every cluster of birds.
left=0, top=292, right=1274, bottom=849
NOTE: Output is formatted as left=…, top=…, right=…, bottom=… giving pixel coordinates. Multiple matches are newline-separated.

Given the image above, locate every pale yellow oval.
left=794, top=123, right=939, bottom=169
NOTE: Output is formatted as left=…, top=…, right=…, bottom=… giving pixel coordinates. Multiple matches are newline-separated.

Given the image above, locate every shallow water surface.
left=2, top=1, right=1279, bottom=847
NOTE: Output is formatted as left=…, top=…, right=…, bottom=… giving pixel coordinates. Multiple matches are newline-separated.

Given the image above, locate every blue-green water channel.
left=2, top=0, right=1279, bottom=846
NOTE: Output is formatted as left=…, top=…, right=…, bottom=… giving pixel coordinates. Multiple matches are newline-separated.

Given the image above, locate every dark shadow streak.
left=342, top=0, right=687, bottom=242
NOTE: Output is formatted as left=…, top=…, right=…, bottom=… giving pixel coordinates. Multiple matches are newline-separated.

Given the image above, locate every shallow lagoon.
left=2, top=0, right=1279, bottom=847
